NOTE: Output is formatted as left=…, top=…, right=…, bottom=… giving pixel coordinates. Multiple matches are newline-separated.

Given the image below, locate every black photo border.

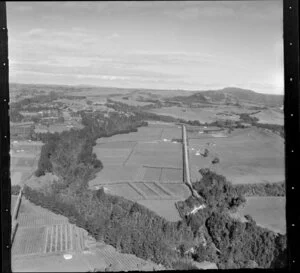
left=1, top=1, right=299, bottom=272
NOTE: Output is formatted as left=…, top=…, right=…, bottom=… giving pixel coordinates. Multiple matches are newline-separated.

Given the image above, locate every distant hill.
left=10, top=83, right=283, bottom=107
left=171, top=87, right=283, bottom=107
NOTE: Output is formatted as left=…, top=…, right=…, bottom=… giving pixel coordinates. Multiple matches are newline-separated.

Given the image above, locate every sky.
left=7, top=1, right=284, bottom=94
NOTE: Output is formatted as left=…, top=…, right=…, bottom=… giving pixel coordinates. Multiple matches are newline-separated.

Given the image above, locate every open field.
left=149, top=106, right=217, bottom=123
left=11, top=195, right=18, bottom=212
left=137, top=199, right=183, bottom=222
left=97, top=182, right=189, bottom=200
left=235, top=197, right=286, bottom=234
left=149, top=105, right=255, bottom=123
left=251, top=108, right=284, bottom=125
left=110, top=96, right=155, bottom=107
left=10, top=140, right=42, bottom=186
left=89, top=122, right=204, bottom=221
left=188, top=127, right=284, bottom=184
left=90, top=123, right=183, bottom=189
left=12, top=252, right=101, bottom=272
left=17, top=198, right=69, bottom=227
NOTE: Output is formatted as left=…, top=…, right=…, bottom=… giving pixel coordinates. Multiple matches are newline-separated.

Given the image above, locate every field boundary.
left=128, top=182, right=147, bottom=199
left=143, top=165, right=182, bottom=170
left=122, top=142, right=138, bottom=166
left=92, top=180, right=185, bottom=186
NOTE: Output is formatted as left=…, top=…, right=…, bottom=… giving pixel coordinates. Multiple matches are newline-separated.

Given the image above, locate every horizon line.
left=9, top=81, right=284, bottom=96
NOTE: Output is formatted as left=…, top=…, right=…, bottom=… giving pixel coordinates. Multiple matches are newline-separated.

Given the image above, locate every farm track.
left=128, top=182, right=147, bottom=199
left=143, top=165, right=182, bottom=170
left=142, top=182, right=162, bottom=197
left=151, top=182, right=173, bottom=197
left=158, top=128, right=164, bottom=139
left=122, top=142, right=138, bottom=166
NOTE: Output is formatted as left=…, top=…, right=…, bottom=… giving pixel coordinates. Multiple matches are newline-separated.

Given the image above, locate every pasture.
left=110, top=96, right=155, bottom=107
left=252, top=108, right=284, bottom=125
left=10, top=140, right=42, bottom=186
left=149, top=106, right=217, bottom=123
left=188, top=127, right=285, bottom=184
left=90, top=123, right=184, bottom=189
left=149, top=105, right=255, bottom=124
left=88, top=122, right=193, bottom=222
left=236, top=196, right=286, bottom=234
left=137, top=199, right=183, bottom=222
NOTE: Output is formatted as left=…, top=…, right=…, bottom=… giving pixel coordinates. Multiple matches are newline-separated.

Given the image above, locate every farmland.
left=89, top=122, right=191, bottom=221
left=9, top=83, right=286, bottom=270
left=89, top=123, right=184, bottom=188
left=251, top=108, right=284, bottom=125
left=10, top=140, right=43, bottom=186
left=149, top=105, right=257, bottom=124
left=187, top=127, right=284, bottom=184
left=11, top=197, right=163, bottom=272
left=234, top=196, right=286, bottom=234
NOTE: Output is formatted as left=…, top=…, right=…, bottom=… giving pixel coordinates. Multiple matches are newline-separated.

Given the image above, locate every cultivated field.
left=89, top=123, right=189, bottom=221
left=12, top=197, right=162, bottom=271
left=10, top=140, right=43, bottom=186
left=187, top=127, right=284, bottom=184
left=235, top=196, right=286, bottom=234
left=90, top=123, right=184, bottom=187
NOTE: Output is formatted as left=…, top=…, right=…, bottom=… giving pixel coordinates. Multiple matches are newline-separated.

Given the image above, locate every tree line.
left=19, top=106, right=287, bottom=269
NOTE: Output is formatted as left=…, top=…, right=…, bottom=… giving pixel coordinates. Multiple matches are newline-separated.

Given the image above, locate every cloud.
left=107, top=33, right=120, bottom=40
left=23, top=28, right=46, bottom=38
left=76, top=74, right=130, bottom=81
left=163, top=3, right=235, bottom=20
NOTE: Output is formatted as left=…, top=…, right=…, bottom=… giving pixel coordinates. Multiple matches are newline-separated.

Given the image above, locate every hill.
left=171, top=87, right=283, bottom=107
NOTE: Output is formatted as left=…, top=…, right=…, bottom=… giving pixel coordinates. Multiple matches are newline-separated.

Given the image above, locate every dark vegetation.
left=11, top=185, right=21, bottom=195
left=30, top=110, right=199, bottom=268
left=21, top=99, right=286, bottom=269
left=23, top=185, right=197, bottom=268
left=239, top=113, right=259, bottom=124
left=255, top=123, right=284, bottom=138
left=234, top=181, right=285, bottom=197
left=10, top=91, right=61, bottom=123
left=238, top=112, right=284, bottom=137
left=205, top=211, right=287, bottom=269
left=9, top=108, right=24, bottom=122
left=211, top=157, right=220, bottom=164
left=176, top=195, right=206, bottom=219
left=178, top=169, right=287, bottom=269
left=193, top=168, right=246, bottom=213
left=11, top=91, right=59, bottom=109
left=106, top=100, right=208, bottom=127
left=35, top=111, right=146, bottom=177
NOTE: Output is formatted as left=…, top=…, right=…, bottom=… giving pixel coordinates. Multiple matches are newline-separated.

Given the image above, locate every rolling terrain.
left=10, top=83, right=286, bottom=270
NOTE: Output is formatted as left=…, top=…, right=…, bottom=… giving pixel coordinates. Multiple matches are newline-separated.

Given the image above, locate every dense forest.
left=234, top=181, right=285, bottom=197
left=17, top=105, right=287, bottom=269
